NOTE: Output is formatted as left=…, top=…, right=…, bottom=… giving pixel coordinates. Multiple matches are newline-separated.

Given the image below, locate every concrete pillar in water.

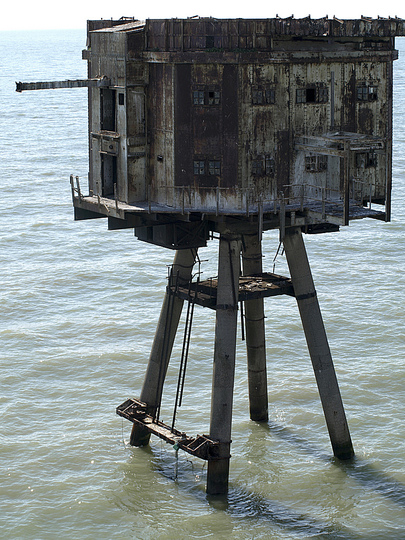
left=207, top=234, right=241, bottom=495
left=130, top=248, right=196, bottom=446
left=242, top=233, right=268, bottom=422
left=282, top=227, right=354, bottom=460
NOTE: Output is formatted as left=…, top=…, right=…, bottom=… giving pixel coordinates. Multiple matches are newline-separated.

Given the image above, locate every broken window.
left=306, top=88, right=316, bottom=103
left=356, top=152, right=377, bottom=168
left=305, top=155, right=328, bottom=172
left=368, top=86, right=378, bottom=101
left=265, top=157, right=275, bottom=176
left=194, top=160, right=206, bottom=175
left=318, top=87, right=329, bottom=103
left=357, top=85, right=378, bottom=101
left=252, top=90, right=264, bottom=105
left=305, top=155, right=317, bottom=172
left=296, top=86, right=328, bottom=104
left=252, top=156, right=275, bottom=176
left=252, top=159, right=263, bottom=175
left=208, top=91, right=221, bottom=105
left=206, top=36, right=215, bottom=48
left=252, top=87, right=275, bottom=105
left=194, top=159, right=221, bottom=176
left=193, top=87, right=220, bottom=106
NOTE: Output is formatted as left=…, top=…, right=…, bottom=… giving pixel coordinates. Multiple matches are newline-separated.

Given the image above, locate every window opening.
left=193, top=90, right=205, bottom=105
left=206, top=36, right=215, bottom=48
left=101, top=154, right=117, bottom=196
left=368, top=86, right=378, bottom=101
left=296, top=86, right=328, bottom=104
left=208, top=91, right=220, bottom=105
left=265, top=157, right=275, bottom=176
left=318, top=87, right=329, bottom=103
left=100, top=88, right=116, bottom=131
left=194, top=160, right=206, bottom=175
left=118, top=93, right=125, bottom=106
left=252, top=156, right=275, bottom=176
left=252, top=90, right=263, bottom=105
left=208, top=161, right=221, bottom=175
left=265, top=89, right=275, bottom=104
left=306, top=88, right=316, bottom=103
left=296, top=88, right=307, bottom=103
left=357, top=85, right=378, bottom=101
left=356, top=152, right=377, bottom=168
left=252, top=159, right=263, bottom=176
left=305, top=155, right=328, bottom=173
left=193, top=87, right=220, bottom=106
left=252, top=87, right=275, bottom=105
left=305, top=155, right=317, bottom=172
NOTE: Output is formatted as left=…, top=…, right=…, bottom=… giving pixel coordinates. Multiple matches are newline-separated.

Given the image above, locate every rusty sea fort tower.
left=17, top=16, right=405, bottom=495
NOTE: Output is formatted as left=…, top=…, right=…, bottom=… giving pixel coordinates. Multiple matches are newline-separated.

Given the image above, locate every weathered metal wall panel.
left=239, top=64, right=284, bottom=200
left=149, top=63, right=175, bottom=205
left=127, top=87, right=146, bottom=201
left=222, top=64, right=239, bottom=189
left=174, top=64, right=192, bottom=192
left=87, top=31, right=128, bottom=200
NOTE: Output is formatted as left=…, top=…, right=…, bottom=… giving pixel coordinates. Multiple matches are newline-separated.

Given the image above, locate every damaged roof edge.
left=87, top=16, right=405, bottom=37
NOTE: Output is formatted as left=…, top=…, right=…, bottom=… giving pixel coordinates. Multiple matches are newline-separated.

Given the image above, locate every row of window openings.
left=194, top=153, right=377, bottom=177
left=305, top=152, right=377, bottom=173
left=193, top=88, right=276, bottom=106
left=193, top=85, right=378, bottom=106
left=193, top=158, right=275, bottom=176
left=194, top=160, right=221, bottom=175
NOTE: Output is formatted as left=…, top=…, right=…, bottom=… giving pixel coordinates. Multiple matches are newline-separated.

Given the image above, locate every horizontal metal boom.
left=15, top=77, right=111, bottom=92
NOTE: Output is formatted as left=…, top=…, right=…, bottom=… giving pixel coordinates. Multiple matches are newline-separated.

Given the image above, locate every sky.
left=1, top=0, right=405, bottom=32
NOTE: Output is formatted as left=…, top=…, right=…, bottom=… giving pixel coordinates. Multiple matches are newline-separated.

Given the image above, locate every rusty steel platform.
left=117, top=398, right=220, bottom=460
left=168, top=272, right=295, bottom=309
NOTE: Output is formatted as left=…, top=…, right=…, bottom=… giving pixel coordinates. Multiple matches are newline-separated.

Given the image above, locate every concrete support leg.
left=130, top=248, right=196, bottom=446
left=242, top=233, right=268, bottom=422
left=207, top=235, right=241, bottom=495
left=282, top=227, right=354, bottom=460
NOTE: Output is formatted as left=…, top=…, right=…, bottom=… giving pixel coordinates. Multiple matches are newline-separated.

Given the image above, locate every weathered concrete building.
left=16, top=16, right=405, bottom=495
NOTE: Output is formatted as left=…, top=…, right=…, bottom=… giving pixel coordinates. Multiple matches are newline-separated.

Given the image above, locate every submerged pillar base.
left=207, top=444, right=231, bottom=496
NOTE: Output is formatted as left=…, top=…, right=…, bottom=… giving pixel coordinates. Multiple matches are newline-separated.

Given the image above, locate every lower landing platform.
left=169, top=272, right=295, bottom=309
left=117, top=398, right=220, bottom=460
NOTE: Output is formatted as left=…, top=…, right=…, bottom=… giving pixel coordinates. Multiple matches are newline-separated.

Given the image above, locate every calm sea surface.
left=1, top=29, right=405, bottom=539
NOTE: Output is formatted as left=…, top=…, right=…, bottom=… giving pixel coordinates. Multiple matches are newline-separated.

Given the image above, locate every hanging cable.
left=171, top=273, right=198, bottom=431
left=272, top=241, right=284, bottom=274
left=179, top=275, right=198, bottom=407
left=240, top=300, right=245, bottom=341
